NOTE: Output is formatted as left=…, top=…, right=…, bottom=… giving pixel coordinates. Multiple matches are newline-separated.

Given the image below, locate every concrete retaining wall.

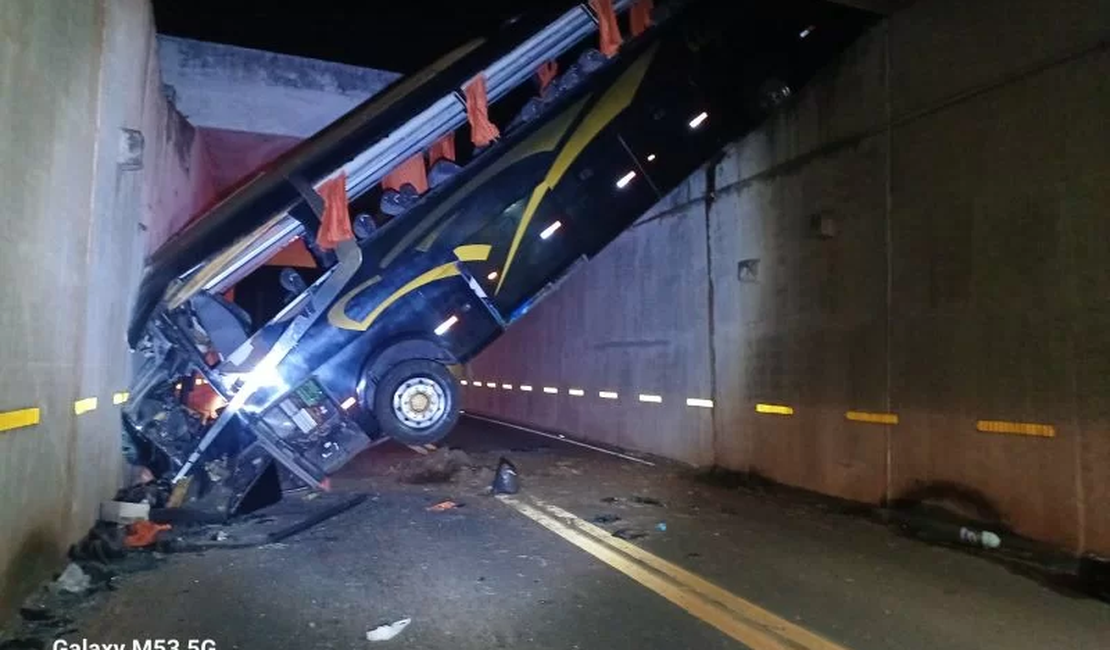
left=464, top=0, right=1110, bottom=555
left=0, top=0, right=214, bottom=618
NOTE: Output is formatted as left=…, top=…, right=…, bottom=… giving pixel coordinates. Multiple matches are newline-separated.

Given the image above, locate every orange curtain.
left=537, top=60, right=559, bottom=92
left=464, top=74, right=500, bottom=147
left=589, top=0, right=622, bottom=58
left=630, top=0, right=653, bottom=36
left=428, top=132, right=457, bottom=166
left=381, top=153, right=429, bottom=194
left=316, top=172, right=354, bottom=250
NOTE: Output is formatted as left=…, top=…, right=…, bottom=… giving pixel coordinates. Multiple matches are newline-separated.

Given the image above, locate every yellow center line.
left=499, top=495, right=850, bottom=650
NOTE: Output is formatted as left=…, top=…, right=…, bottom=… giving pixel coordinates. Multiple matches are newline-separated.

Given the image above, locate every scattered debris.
left=656, top=522, right=668, bottom=532
left=591, top=514, right=621, bottom=524
left=0, top=637, right=46, bottom=649
left=492, top=457, right=520, bottom=495
left=400, top=448, right=473, bottom=484
left=17, top=607, right=53, bottom=623
left=52, top=564, right=91, bottom=595
left=167, top=477, right=191, bottom=508
left=160, top=494, right=368, bottom=553
left=426, top=500, right=462, bottom=512
left=366, top=618, right=411, bottom=642
left=123, top=521, right=172, bottom=548
left=212, top=531, right=229, bottom=542
left=600, top=496, right=620, bottom=504
left=960, top=527, right=1001, bottom=549
left=612, top=529, right=647, bottom=541
left=631, top=495, right=664, bottom=507
left=114, top=481, right=167, bottom=508
left=468, top=465, right=498, bottom=491
left=69, top=525, right=126, bottom=564
left=99, top=500, right=150, bottom=524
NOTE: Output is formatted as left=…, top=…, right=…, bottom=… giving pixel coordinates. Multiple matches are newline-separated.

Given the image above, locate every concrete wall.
left=465, top=0, right=1110, bottom=555
left=0, top=0, right=213, bottom=617
left=155, top=37, right=399, bottom=217
left=157, top=36, right=400, bottom=139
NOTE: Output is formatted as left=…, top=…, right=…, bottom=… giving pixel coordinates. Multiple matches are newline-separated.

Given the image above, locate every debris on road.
left=113, top=480, right=167, bottom=508
left=399, top=447, right=473, bottom=484
left=167, top=477, right=191, bottom=508
left=592, top=514, right=621, bottom=524
left=656, top=522, right=668, bottom=532
left=17, top=607, right=54, bottom=623
left=426, top=500, right=462, bottom=512
left=99, top=500, right=150, bottom=524
left=0, top=636, right=48, bottom=649
left=631, top=495, right=664, bottom=507
left=212, top=530, right=229, bottom=542
left=492, top=457, right=520, bottom=494
left=612, top=529, right=647, bottom=541
left=52, top=564, right=91, bottom=595
left=959, top=527, right=1001, bottom=549
left=69, top=526, right=126, bottom=564
left=366, top=617, right=411, bottom=642
left=123, top=521, right=172, bottom=548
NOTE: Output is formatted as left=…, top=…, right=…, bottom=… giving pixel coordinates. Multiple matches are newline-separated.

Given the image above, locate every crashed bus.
left=122, top=0, right=872, bottom=513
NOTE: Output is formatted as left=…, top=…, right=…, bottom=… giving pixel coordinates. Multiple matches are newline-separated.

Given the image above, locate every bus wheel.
left=374, top=359, right=460, bottom=446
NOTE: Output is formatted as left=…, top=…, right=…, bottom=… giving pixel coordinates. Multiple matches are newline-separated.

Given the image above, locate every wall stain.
left=1, top=526, right=65, bottom=622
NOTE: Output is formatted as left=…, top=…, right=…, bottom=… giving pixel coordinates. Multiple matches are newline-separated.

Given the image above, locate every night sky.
left=152, top=0, right=575, bottom=73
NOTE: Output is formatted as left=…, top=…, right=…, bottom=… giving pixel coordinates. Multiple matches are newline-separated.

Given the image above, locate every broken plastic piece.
left=123, top=521, right=172, bottom=548
left=100, top=500, right=150, bottom=524
left=464, top=74, right=500, bottom=147
left=53, top=563, right=92, bottom=594
left=492, top=457, right=520, bottom=494
left=366, top=618, right=411, bottom=642
left=427, top=500, right=461, bottom=512
left=589, top=0, right=623, bottom=58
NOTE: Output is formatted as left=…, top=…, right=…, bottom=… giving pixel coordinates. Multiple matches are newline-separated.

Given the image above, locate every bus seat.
left=191, top=292, right=252, bottom=359
left=428, top=158, right=462, bottom=189
left=380, top=183, right=421, bottom=217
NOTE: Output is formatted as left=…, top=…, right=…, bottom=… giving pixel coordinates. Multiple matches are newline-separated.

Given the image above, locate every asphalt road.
left=27, top=416, right=1110, bottom=649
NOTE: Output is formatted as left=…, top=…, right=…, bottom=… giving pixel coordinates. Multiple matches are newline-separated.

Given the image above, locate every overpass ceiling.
left=154, top=0, right=894, bottom=75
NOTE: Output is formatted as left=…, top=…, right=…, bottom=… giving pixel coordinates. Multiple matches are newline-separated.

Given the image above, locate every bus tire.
left=373, top=359, right=460, bottom=446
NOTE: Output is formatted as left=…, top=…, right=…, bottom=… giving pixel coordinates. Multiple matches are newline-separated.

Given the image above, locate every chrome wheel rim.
left=392, top=377, right=447, bottom=429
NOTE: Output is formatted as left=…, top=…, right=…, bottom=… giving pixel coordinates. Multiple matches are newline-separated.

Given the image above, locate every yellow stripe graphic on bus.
left=329, top=245, right=491, bottom=331
left=496, top=44, right=659, bottom=295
